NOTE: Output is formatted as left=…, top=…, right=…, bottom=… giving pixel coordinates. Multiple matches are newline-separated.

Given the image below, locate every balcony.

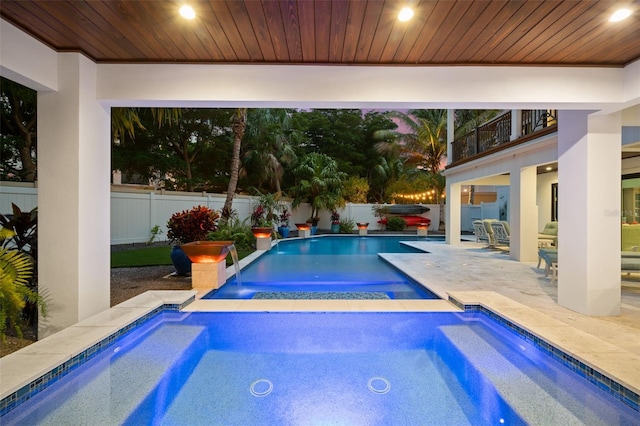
left=450, top=110, right=557, bottom=166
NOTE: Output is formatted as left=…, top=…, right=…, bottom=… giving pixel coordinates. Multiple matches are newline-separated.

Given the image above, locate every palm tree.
left=374, top=110, right=448, bottom=230
left=241, top=109, right=299, bottom=195
left=111, top=107, right=182, bottom=145
left=289, top=153, right=347, bottom=219
left=223, top=108, right=247, bottom=214
left=375, top=109, right=448, bottom=202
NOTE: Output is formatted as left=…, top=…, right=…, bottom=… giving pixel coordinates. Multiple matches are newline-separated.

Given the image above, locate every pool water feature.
left=205, top=236, right=440, bottom=299
left=4, top=311, right=637, bottom=424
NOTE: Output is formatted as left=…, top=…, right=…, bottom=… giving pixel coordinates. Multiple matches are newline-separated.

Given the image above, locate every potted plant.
left=251, top=191, right=285, bottom=238
left=278, top=208, right=291, bottom=238
left=330, top=211, right=340, bottom=233
left=250, top=205, right=274, bottom=238
left=306, top=216, right=320, bottom=235
left=166, top=205, right=219, bottom=275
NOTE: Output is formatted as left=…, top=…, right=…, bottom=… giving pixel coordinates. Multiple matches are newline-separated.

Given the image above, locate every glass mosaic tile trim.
left=449, top=297, right=639, bottom=413
left=0, top=297, right=194, bottom=417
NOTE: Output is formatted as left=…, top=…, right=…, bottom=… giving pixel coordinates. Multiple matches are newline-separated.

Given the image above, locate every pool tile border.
left=0, top=296, right=194, bottom=417
left=449, top=297, right=640, bottom=413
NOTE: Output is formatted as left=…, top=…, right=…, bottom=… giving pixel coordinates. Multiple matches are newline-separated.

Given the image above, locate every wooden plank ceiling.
left=1, top=0, right=638, bottom=66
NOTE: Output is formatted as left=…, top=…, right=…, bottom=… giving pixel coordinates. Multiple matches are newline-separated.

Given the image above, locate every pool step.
left=437, top=324, right=618, bottom=425
left=13, top=324, right=206, bottom=425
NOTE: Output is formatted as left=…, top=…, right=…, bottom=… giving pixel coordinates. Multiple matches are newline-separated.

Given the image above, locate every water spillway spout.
left=228, top=243, right=242, bottom=290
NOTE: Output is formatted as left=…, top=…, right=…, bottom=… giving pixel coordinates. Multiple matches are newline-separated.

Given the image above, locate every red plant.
left=167, top=205, right=220, bottom=244
left=330, top=210, right=340, bottom=223
left=279, top=209, right=291, bottom=227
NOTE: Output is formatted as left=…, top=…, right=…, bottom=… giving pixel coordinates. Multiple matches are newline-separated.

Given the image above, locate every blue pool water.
left=4, top=311, right=638, bottom=424
left=205, top=236, right=440, bottom=299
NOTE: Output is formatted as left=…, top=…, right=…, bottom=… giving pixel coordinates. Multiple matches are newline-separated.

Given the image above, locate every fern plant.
left=0, top=231, right=44, bottom=341
left=0, top=204, right=45, bottom=342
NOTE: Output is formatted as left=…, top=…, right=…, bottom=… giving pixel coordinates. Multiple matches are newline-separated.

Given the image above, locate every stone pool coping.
left=2, top=289, right=639, bottom=416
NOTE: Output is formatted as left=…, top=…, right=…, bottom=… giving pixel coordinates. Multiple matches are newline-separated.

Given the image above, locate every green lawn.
left=111, top=245, right=254, bottom=268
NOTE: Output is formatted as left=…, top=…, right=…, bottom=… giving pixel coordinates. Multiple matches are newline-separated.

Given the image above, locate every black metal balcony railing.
left=522, top=109, right=558, bottom=135
left=451, top=109, right=557, bottom=164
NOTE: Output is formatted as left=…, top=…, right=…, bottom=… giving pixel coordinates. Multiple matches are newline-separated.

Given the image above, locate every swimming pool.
left=3, top=311, right=637, bottom=424
left=205, top=235, right=440, bottom=300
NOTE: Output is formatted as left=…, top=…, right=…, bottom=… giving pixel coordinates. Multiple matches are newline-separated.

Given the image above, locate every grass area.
left=111, top=245, right=254, bottom=268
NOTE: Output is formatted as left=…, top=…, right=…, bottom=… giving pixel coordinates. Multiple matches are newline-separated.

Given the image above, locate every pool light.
left=179, top=4, right=196, bottom=20
left=609, top=8, right=632, bottom=22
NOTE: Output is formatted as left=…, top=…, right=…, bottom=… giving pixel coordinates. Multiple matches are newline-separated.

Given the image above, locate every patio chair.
left=473, top=220, right=496, bottom=247
left=490, top=221, right=510, bottom=247
left=538, top=247, right=557, bottom=276
left=541, top=249, right=640, bottom=284
left=538, top=221, right=558, bottom=246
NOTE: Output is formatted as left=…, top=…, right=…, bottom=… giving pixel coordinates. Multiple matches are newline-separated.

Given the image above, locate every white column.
left=509, top=166, right=538, bottom=261
left=38, top=53, right=111, bottom=337
left=446, top=109, right=454, bottom=165
left=557, top=110, right=621, bottom=316
left=445, top=181, right=462, bottom=244
left=510, top=109, right=522, bottom=140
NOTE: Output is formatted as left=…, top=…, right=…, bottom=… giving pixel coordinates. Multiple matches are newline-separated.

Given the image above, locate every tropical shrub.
left=208, top=218, right=254, bottom=252
left=251, top=191, right=285, bottom=228
left=279, top=208, right=291, bottom=227
left=339, top=218, right=356, bottom=234
left=0, top=205, right=45, bottom=341
left=343, top=176, right=369, bottom=203
left=386, top=216, right=406, bottom=231
left=0, top=246, right=40, bottom=340
left=167, top=205, right=220, bottom=244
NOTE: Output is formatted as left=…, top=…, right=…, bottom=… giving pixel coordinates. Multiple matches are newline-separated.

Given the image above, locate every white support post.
left=447, top=109, right=454, bottom=165
left=446, top=181, right=462, bottom=244
left=510, top=109, right=522, bottom=141
left=509, top=166, right=538, bottom=261
left=38, top=53, right=111, bottom=337
left=557, top=110, right=621, bottom=316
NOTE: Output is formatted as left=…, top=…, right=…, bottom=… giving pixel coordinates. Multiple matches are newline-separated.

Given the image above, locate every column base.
left=191, top=262, right=227, bottom=290
left=299, top=229, right=311, bottom=238
left=256, top=236, right=272, bottom=250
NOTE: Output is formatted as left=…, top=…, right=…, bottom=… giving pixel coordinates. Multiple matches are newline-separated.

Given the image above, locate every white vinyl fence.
left=1, top=183, right=443, bottom=245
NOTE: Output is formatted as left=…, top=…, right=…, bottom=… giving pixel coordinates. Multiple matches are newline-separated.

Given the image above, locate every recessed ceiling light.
left=609, top=8, right=632, bottom=22
left=398, top=7, right=414, bottom=22
left=546, top=166, right=552, bottom=171
left=179, top=5, right=196, bottom=20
